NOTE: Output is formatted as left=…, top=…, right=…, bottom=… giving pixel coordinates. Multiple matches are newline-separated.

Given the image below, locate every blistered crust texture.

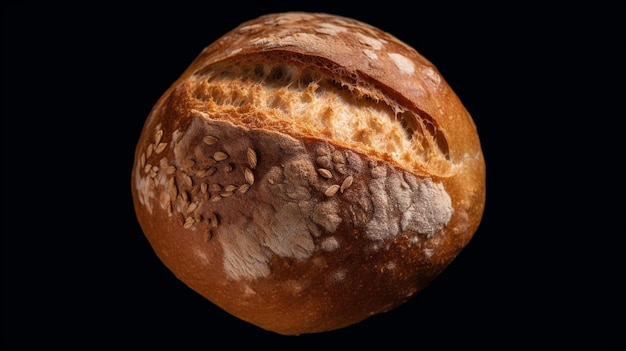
left=131, top=12, right=486, bottom=335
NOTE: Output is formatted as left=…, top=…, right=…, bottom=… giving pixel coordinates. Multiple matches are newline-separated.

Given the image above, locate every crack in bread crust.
left=187, top=53, right=452, bottom=174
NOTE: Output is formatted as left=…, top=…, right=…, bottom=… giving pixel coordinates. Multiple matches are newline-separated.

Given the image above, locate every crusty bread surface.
left=131, top=12, right=486, bottom=335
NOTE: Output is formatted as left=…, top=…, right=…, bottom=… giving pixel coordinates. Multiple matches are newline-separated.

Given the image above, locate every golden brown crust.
left=131, top=12, right=486, bottom=335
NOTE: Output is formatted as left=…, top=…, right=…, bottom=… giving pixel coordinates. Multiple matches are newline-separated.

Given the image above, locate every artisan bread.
left=131, top=12, right=486, bottom=335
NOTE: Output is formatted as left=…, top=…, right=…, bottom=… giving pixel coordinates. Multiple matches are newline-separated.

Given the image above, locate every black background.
left=3, top=2, right=624, bottom=349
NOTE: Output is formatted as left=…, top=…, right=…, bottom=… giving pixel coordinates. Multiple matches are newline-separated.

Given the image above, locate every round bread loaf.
left=131, top=12, right=486, bottom=335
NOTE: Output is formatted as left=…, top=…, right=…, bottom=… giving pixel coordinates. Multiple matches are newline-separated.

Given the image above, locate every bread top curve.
left=152, top=12, right=483, bottom=178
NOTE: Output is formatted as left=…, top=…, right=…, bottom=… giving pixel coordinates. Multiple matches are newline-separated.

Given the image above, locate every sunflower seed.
left=244, top=168, right=254, bottom=185
left=155, top=129, right=164, bottom=145
left=186, top=202, right=198, bottom=214
left=238, top=184, right=250, bottom=193
left=340, top=175, right=353, bottom=193
left=213, top=151, right=228, bottom=161
left=224, top=185, right=238, bottom=192
left=181, top=159, right=195, bottom=169
left=181, top=173, right=193, bottom=187
left=317, top=168, right=332, bottom=179
left=203, top=135, right=219, bottom=145
left=183, top=217, right=195, bottom=229
left=155, top=142, right=167, bottom=154
left=247, top=148, right=257, bottom=169
left=324, top=184, right=340, bottom=197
